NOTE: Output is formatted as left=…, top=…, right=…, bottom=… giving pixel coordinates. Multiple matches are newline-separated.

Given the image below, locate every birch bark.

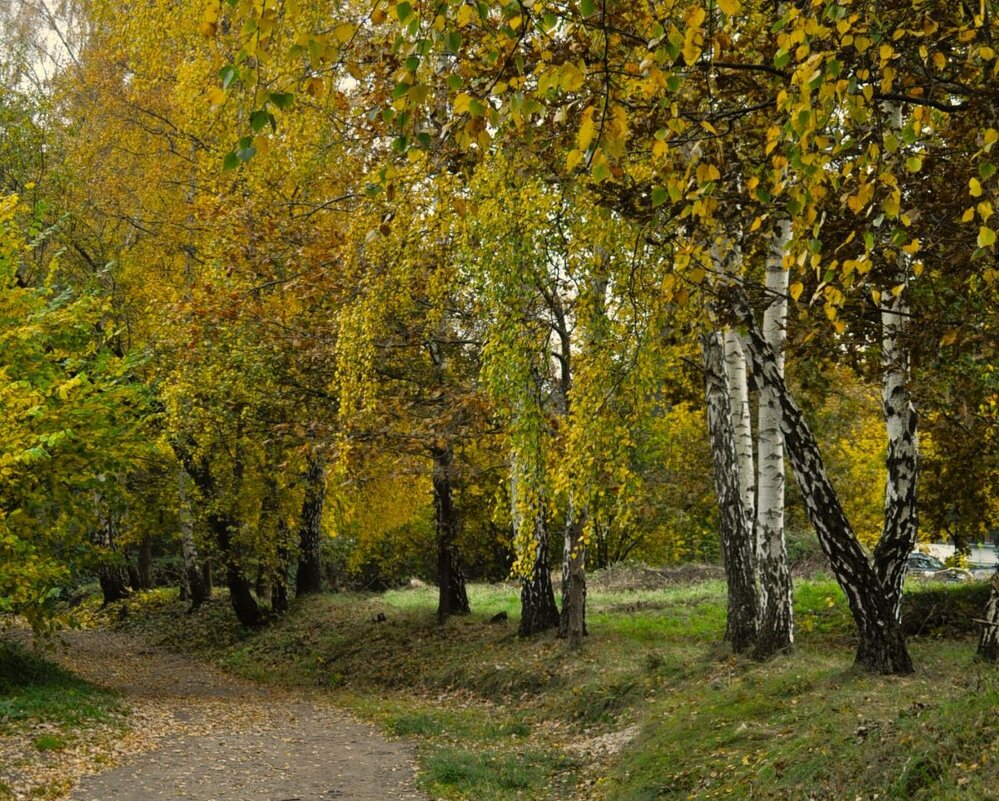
left=872, top=274, right=919, bottom=622
left=753, top=221, right=794, bottom=659
left=702, top=331, right=758, bottom=653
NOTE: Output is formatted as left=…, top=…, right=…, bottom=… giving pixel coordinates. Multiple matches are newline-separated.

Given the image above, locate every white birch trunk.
left=712, top=238, right=756, bottom=560
left=702, top=331, right=758, bottom=652
left=753, top=220, right=794, bottom=658
left=872, top=268, right=919, bottom=622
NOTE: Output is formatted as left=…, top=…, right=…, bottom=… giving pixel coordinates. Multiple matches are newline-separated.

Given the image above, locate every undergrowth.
left=101, top=576, right=999, bottom=801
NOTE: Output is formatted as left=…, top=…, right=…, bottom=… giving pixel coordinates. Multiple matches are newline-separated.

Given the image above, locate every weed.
left=32, top=734, right=67, bottom=752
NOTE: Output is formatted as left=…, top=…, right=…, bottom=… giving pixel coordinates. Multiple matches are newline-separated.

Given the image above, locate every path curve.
left=52, top=629, right=426, bottom=801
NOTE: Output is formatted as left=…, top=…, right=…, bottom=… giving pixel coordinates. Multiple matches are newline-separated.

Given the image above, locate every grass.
left=0, top=638, right=126, bottom=801
left=105, top=573, right=999, bottom=801
left=0, top=639, right=123, bottom=733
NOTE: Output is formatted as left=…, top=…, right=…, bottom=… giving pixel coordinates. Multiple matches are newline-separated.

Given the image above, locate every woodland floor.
left=2, top=627, right=425, bottom=801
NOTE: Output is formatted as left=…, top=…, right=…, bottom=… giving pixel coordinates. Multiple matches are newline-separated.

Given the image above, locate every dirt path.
left=48, top=629, right=426, bottom=801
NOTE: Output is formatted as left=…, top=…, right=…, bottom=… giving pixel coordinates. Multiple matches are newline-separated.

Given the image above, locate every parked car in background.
left=905, top=552, right=974, bottom=582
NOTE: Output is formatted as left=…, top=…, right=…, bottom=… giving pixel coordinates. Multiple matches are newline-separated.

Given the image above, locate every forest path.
left=53, top=628, right=426, bottom=801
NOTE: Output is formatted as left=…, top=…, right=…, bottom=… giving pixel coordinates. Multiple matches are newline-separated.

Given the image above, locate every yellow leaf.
left=560, top=62, right=585, bottom=92
left=198, top=20, right=217, bottom=36
left=207, top=87, right=225, bottom=106
left=717, top=0, right=741, bottom=14
left=970, top=177, right=983, bottom=197
left=978, top=225, right=996, bottom=247
left=566, top=149, right=583, bottom=171
left=334, top=23, right=356, bottom=43
left=577, top=107, right=596, bottom=151
left=457, top=4, right=475, bottom=26
left=962, top=206, right=976, bottom=222
left=789, top=281, right=804, bottom=301
left=453, top=93, right=472, bottom=114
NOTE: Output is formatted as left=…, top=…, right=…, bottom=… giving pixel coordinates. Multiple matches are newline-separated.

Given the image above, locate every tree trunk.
left=735, top=294, right=913, bottom=674
left=271, top=544, right=290, bottom=614
left=977, top=570, right=999, bottom=662
left=178, top=467, right=210, bottom=611
left=95, top=510, right=131, bottom=606
left=873, top=275, right=919, bottom=623
left=137, top=535, right=154, bottom=589
left=254, top=563, right=269, bottom=603
left=178, top=450, right=263, bottom=628
left=433, top=445, right=470, bottom=622
left=753, top=221, right=794, bottom=660
left=207, top=508, right=263, bottom=627
left=511, top=445, right=559, bottom=636
left=701, top=331, right=758, bottom=653
left=724, top=330, right=756, bottom=554
left=519, top=510, right=560, bottom=636
left=295, top=448, right=326, bottom=596
left=559, top=501, right=587, bottom=648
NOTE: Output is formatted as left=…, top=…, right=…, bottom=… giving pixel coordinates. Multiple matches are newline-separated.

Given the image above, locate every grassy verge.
left=108, top=576, right=998, bottom=801
left=0, top=638, right=126, bottom=800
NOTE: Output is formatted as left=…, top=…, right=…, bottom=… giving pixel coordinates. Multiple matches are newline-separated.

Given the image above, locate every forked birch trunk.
left=753, top=221, right=794, bottom=660
left=734, top=293, right=912, bottom=673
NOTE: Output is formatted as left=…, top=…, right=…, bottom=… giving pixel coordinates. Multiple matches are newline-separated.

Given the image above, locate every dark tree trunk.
left=94, top=502, right=131, bottom=606
left=178, top=448, right=262, bottom=628
left=136, top=536, right=154, bottom=589
left=978, top=571, right=999, bottom=662
left=254, top=563, right=269, bottom=603
left=271, top=545, right=290, bottom=615
left=701, top=332, right=758, bottom=653
left=519, top=511, right=560, bottom=636
left=295, top=449, right=326, bottom=596
left=208, top=509, right=264, bottom=627
left=98, top=564, right=131, bottom=606
left=433, top=446, right=470, bottom=622
left=559, top=506, right=587, bottom=648
left=736, top=296, right=913, bottom=674
left=178, top=467, right=210, bottom=612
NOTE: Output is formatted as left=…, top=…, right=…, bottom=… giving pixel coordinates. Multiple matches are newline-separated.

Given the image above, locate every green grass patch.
left=32, top=733, right=68, bottom=752
left=0, top=640, right=123, bottom=732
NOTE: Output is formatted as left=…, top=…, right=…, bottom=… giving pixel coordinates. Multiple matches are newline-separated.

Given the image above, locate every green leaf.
left=651, top=186, right=668, bottom=207
left=446, top=74, right=464, bottom=90
left=249, top=109, right=270, bottom=133
left=444, top=30, right=463, bottom=54
left=580, top=0, right=596, bottom=18
left=267, top=92, right=294, bottom=110
left=222, top=151, right=240, bottom=170
left=219, top=65, right=240, bottom=89
left=396, top=2, right=413, bottom=22
left=979, top=161, right=996, bottom=180
left=236, top=136, right=256, bottom=162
